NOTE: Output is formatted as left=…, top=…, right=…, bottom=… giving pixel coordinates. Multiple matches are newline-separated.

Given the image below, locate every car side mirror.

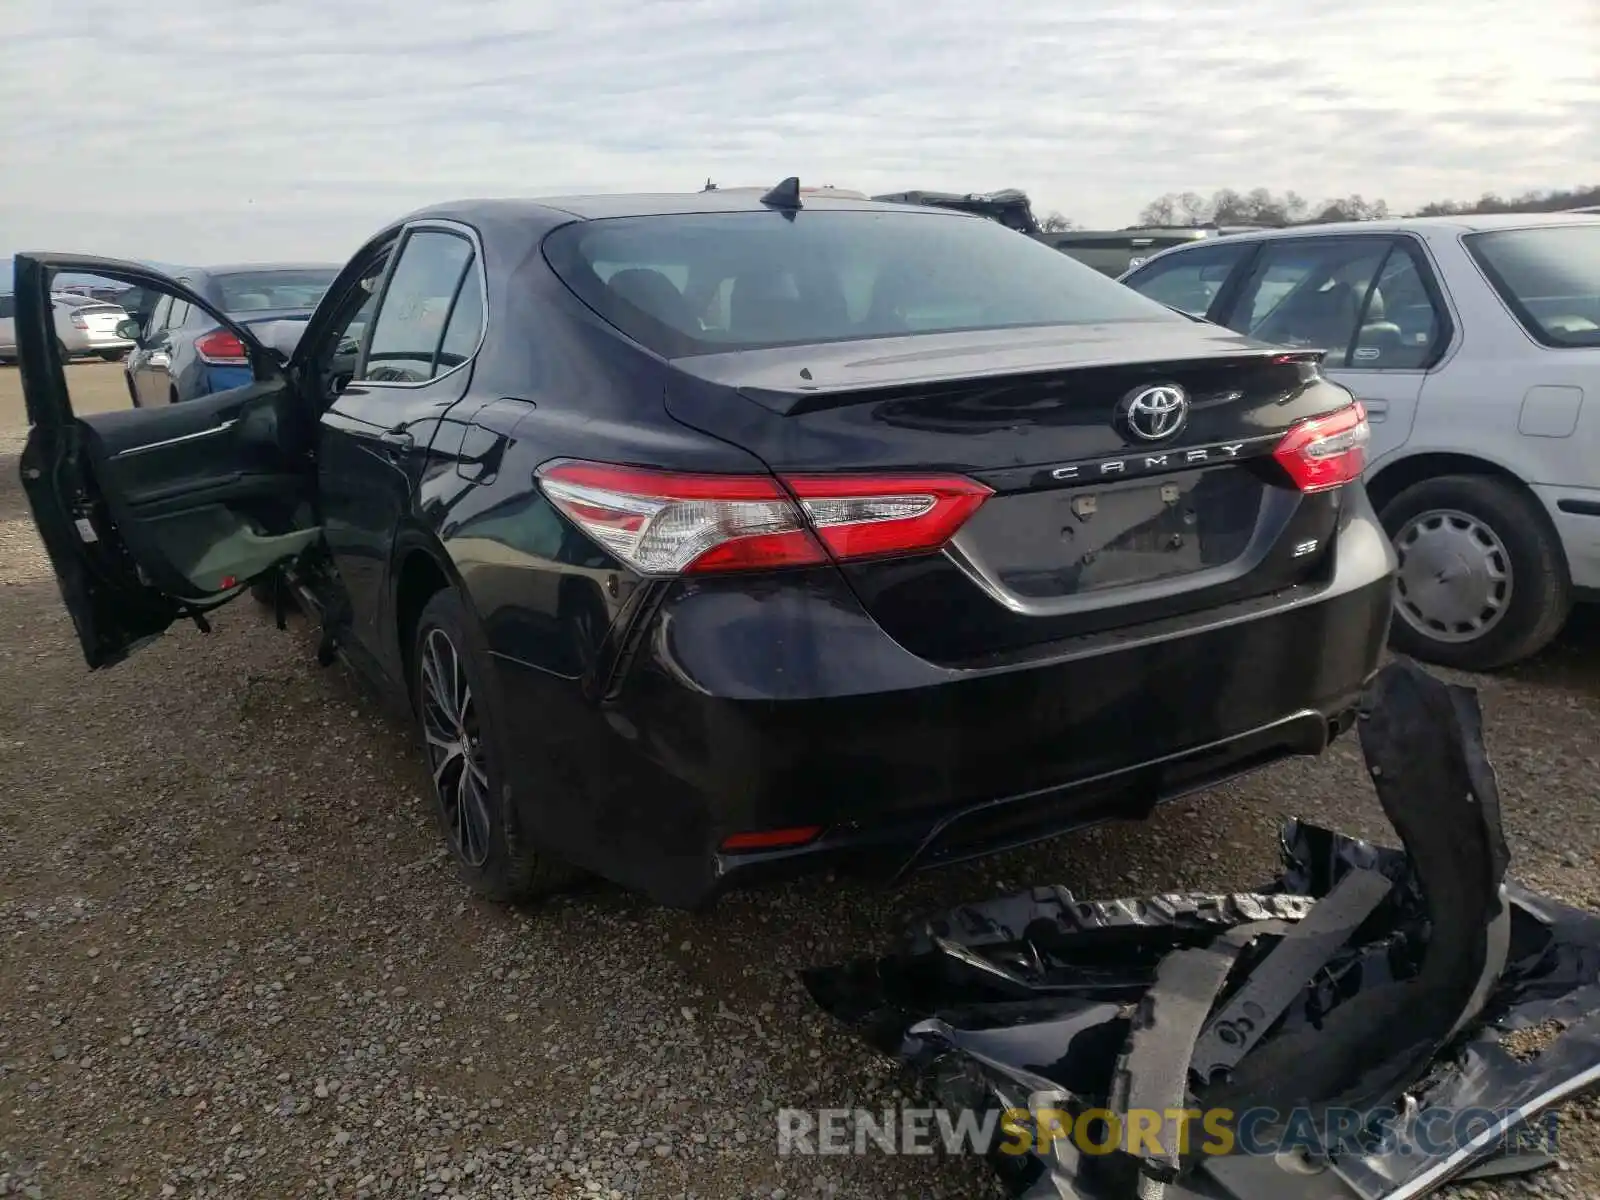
left=115, top=318, right=143, bottom=341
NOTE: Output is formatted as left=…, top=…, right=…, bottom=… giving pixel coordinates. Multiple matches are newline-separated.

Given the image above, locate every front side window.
left=1465, top=226, right=1600, bottom=348
left=360, top=230, right=475, bottom=384
left=1123, top=242, right=1253, bottom=318
left=543, top=209, right=1183, bottom=356
left=0, top=294, right=14, bottom=320
left=1225, top=238, right=1390, bottom=368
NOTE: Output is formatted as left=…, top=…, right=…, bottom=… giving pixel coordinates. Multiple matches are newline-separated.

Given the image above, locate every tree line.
left=1040, top=183, right=1599, bottom=233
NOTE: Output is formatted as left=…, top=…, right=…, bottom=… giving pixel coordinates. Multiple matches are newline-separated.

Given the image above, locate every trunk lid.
left=74, top=304, right=128, bottom=332
left=663, top=321, right=1358, bottom=662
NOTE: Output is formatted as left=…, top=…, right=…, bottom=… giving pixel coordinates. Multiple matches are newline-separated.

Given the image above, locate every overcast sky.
left=2, top=0, right=1596, bottom=265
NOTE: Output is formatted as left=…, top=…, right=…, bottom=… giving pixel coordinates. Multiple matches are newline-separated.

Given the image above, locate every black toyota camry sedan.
left=13, top=182, right=1396, bottom=908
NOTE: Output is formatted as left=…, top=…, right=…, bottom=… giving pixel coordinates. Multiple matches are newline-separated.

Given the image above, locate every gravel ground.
left=2, top=363, right=1598, bottom=1200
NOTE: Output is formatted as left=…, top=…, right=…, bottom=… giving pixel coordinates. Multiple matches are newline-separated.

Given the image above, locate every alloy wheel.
left=419, top=627, right=492, bottom=867
left=1393, top=508, right=1513, bottom=644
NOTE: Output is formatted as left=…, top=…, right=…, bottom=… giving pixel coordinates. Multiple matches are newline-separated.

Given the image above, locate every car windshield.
left=216, top=269, right=338, bottom=313
left=1465, top=225, right=1600, bottom=348
left=543, top=209, right=1182, bottom=356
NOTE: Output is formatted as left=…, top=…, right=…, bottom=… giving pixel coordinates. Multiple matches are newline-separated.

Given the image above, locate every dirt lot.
left=3, top=362, right=1599, bottom=1200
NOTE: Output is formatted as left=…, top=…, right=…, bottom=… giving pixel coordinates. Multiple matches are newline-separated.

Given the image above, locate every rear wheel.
left=412, top=588, right=580, bottom=902
left=1380, top=474, right=1570, bottom=671
left=56, top=340, right=71, bottom=364
left=98, top=350, right=125, bottom=362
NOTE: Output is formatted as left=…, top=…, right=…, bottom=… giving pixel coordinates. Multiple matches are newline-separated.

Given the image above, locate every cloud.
left=1, top=0, right=1595, bottom=262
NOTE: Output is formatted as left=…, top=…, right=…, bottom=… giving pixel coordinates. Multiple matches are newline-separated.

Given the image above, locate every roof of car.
left=1124, top=210, right=1600, bottom=275
left=1171, top=211, right=1600, bottom=242
left=183, top=261, right=342, bottom=277
left=405, top=191, right=950, bottom=224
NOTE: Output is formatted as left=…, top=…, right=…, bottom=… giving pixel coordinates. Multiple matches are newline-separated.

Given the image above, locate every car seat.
left=606, top=268, right=693, bottom=332
left=1352, top=287, right=1406, bottom=366
left=728, top=270, right=808, bottom=340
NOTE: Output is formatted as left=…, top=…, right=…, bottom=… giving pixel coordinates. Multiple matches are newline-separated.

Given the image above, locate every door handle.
left=1359, top=398, right=1389, bottom=422
left=377, top=426, right=414, bottom=451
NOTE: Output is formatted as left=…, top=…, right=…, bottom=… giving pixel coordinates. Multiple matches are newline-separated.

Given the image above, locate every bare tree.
left=1313, top=194, right=1390, bottom=223
left=1133, top=182, right=1597, bottom=230
left=1410, top=184, right=1600, bottom=216
left=1137, top=188, right=1307, bottom=227
left=1138, top=194, right=1182, bottom=226
left=1039, top=211, right=1076, bottom=232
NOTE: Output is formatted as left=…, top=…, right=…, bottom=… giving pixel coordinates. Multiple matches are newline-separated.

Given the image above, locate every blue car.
left=125, top=262, right=338, bottom=405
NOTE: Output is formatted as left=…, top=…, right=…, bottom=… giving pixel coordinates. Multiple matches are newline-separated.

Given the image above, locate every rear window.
left=216, top=269, right=338, bottom=313
left=1465, top=226, right=1600, bottom=347
left=543, top=209, right=1181, bottom=356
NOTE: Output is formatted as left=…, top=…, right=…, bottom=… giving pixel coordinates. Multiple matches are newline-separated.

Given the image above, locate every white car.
left=49, top=292, right=136, bottom=361
left=0, top=292, right=14, bottom=363
left=1121, top=212, right=1600, bottom=670
left=2, top=292, right=136, bottom=364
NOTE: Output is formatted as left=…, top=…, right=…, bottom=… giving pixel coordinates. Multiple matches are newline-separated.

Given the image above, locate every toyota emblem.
left=1119, top=384, right=1189, bottom=442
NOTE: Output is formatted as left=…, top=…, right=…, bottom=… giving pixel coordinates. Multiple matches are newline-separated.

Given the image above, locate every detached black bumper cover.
left=802, top=660, right=1600, bottom=1199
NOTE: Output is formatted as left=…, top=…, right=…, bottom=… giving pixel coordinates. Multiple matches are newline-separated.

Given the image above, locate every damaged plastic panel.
left=802, top=660, right=1600, bottom=1199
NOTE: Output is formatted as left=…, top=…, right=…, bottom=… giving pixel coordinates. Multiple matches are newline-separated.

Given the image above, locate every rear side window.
left=360, top=230, right=476, bottom=383
left=435, top=262, right=484, bottom=369
left=1124, top=242, right=1253, bottom=317
left=543, top=209, right=1181, bottom=356
left=1350, top=244, right=1448, bottom=369
left=1465, top=226, right=1600, bottom=347
left=1223, top=238, right=1390, bottom=367
left=0, top=295, right=14, bottom=319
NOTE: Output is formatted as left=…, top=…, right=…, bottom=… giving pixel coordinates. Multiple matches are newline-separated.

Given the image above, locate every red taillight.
left=719, top=826, right=823, bottom=851
left=195, top=330, right=248, bottom=365
left=537, top=461, right=992, bottom=576
left=69, top=312, right=88, bottom=329
left=1272, top=401, right=1370, bottom=493
left=785, top=474, right=992, bottom=561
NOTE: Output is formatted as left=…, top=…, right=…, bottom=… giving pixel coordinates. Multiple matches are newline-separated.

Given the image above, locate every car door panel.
left=1210, top=235, right=1437, bottom=469
left=1328, top=238, right=1452, bottom=467
left=14, top=253, right=321, bottom=668
left=316, top=223, right=483, bottom=675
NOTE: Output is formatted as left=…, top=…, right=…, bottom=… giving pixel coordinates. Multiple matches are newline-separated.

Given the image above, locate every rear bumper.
left=200, top=364, right=253, bottom=397
left=492, top=489, right=1397, bottom=908
left=60, top=331, right=133, bottom=353
left=706, top=705, right=1356, bottom=894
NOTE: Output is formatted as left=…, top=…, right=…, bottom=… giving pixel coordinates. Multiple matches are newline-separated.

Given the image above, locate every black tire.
left=99, top=350, right=125, bottom=363
left=57, top=340, right=71, bottom=364
left=412, top=588, right=581, bottom=902
left=1380, top=474, right=1570, bottom=671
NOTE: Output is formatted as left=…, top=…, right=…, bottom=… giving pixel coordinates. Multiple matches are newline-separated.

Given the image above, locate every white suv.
left=1121, top=213, right=1600, bottom=670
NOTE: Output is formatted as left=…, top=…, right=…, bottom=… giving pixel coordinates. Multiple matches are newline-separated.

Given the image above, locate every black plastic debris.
left=802, top=660, right=1600, bottom=1199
